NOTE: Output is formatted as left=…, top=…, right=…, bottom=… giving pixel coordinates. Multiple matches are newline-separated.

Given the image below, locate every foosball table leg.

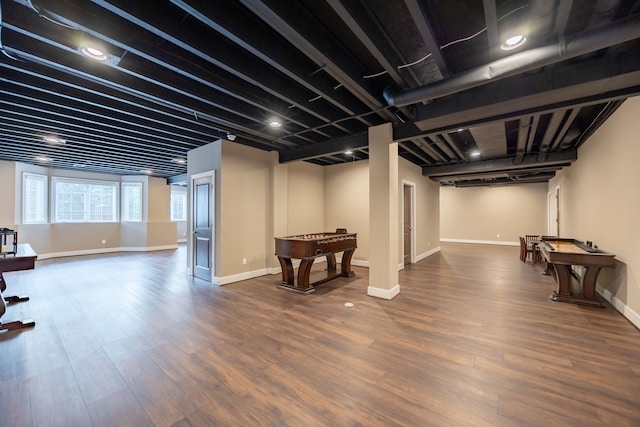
left=0, top=318, right=36, bottom=332
left=3, top=295, right=30, bottom=303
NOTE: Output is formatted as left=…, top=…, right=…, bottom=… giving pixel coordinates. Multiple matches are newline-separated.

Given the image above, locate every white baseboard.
left=416, top=246, right=441, bottom=262
left=367, top=284, right=400, bottom=300
left=598, top=287, right=640, bottom=330
left=351, top=259, right=369, bottom=268
left=36, top=244, right=178, bottom=260
left=440, top=238, right=519, bottom=246
left=219, top=268, right=270, bottom=285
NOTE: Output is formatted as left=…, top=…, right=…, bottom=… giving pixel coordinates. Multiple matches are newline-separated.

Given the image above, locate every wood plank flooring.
left=1, top=243, right=639, bottom=426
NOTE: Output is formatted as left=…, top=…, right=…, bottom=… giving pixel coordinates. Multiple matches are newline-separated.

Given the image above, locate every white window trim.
left=22, top=172, right=49, bottom=224
left=121, top=182, right=143, bottom=222
left=51, top=176, right=119, bottom=223
left=170, top=189, right=187, bottom=222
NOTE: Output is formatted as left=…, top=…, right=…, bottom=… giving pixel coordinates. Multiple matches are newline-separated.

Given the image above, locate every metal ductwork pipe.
left=383, top=13, right=640, bottom=107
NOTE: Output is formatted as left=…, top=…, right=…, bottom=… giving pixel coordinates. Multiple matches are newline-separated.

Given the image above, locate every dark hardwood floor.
left=1, top=243, right=639, bottom=427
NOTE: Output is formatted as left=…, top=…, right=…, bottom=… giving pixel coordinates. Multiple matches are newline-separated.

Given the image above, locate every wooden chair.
left=525, top=235, right=541, bottom=263
left=520, top=236, right=538, bottom=263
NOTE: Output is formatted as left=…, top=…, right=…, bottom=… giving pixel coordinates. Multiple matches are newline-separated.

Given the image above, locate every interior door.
left=555, top=186, right=560, bottom=237
left=193, top=175, right=213, bottom=281
left=403, top=184, right=412, bottom=266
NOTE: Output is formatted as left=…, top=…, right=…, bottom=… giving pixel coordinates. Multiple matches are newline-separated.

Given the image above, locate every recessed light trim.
left=43, top=136, right=66, bottom=144
left=501, top=34, right=526, bottom=50
left=81, top=45, right=109, bottom=61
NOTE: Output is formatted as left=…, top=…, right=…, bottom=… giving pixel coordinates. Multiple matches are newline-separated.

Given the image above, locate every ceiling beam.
left=482, top=0, right=500, bottom=50
left=326, top=0, right=405, bottom=87
left=169, top=0, right=372, bottom=130
left=422, top=150, right=577, bottom=177
left=278, top=133, right=368, bottom=163
left=403, top=0, right=450, bottom=78
left=411, top=45, right=640, bottom=133
left=238, top=0, right=397, bottom=122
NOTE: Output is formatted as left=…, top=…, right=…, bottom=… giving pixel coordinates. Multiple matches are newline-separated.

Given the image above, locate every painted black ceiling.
left=1, top=0, right=640, bottom=186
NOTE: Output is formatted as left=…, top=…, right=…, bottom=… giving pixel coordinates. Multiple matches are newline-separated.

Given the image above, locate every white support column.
left=368, top=123, right=400, bottom=300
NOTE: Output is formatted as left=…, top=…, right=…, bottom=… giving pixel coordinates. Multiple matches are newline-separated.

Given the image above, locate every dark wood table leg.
left=550, top=263, right=604, bottom=307
left=276, top=256, right=316, bottom=294
left=550, top=264, right=572, bottom=301
left=340, top=248, right=355, bottom=277
left=580, top=266, right=604, bottom=307
left=277, top=256, right=294, bottom=288
left=0, top=289, right=35, bottom=332
left=1, top=272, right=30, bottom=303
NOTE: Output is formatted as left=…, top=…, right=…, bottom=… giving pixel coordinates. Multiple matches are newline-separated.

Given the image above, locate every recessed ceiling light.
left=502, top=34, right=526, bottom=50
left=140, top=169, right=152, bottom=174
left=172, top=158, right=186, bottom=164
left=269, top=120, right=282, bottom=128
left=470, top=150, right=481, bottom=157
left=43, top=136, right=66, bottom=144
left=36, top=156, right=51, bottom=162
left=81, top=45, right=109, bottom=61
left=345, top=150, right=353, bottom=155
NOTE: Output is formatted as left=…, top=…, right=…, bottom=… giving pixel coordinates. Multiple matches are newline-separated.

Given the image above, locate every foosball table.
left=274, top=230, right=357, bottom=294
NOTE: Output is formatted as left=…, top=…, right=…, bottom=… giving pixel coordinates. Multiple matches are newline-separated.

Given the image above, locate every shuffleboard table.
left=538, top=237, right=615, bottom=307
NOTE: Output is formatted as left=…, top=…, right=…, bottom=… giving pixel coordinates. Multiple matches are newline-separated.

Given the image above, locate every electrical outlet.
left=102, top=240, right=106, bottom=244
left=242, top=258, right=247, bottom=265
left=496, top=234, right=500, bottom=238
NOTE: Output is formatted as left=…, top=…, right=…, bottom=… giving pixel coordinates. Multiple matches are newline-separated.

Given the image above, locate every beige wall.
left=399, top=157, right=441, bottom=261
left=324, top=160, right=370, bottom=263
left=0, top=161, right=176, bottom=257
left=322, top=156, right=440, bottom=267
left=0, top=160, right=16, bottom=228
left=549, top=96, right=640, bottom=325
left=219, top=141, right=273, bottom=277
left=440, top=183, right=548, bottom=244
left=287, top=162, right=324, bottom=235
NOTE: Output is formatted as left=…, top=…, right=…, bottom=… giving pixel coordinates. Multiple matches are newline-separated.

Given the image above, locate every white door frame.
left=401, top=179, right=416, bottom=265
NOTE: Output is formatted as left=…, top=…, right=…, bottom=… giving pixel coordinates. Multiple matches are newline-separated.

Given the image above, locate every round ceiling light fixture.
left=43, top=136, right=66, bottom=144
left=81, top=45, right=109, bottom=61
left=501, top=34, right=527, bottom=50
left=269, top=119, right=282, bottom=128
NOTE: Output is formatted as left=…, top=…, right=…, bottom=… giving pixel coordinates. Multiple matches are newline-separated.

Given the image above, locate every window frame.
left=121, top=182, right=143, bottom=222
left=170, top=188, right=187, bottom=222
left=22, top=172, right=49, bottom=224
left=51, top=177, right=119, bottom=223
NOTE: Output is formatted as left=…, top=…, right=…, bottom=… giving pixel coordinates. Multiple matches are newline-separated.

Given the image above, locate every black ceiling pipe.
left=383, top=13, right=640, bottom=107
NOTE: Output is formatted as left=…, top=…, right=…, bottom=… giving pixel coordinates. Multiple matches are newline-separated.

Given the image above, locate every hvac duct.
left=383, top=13, right=640, bottom=107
